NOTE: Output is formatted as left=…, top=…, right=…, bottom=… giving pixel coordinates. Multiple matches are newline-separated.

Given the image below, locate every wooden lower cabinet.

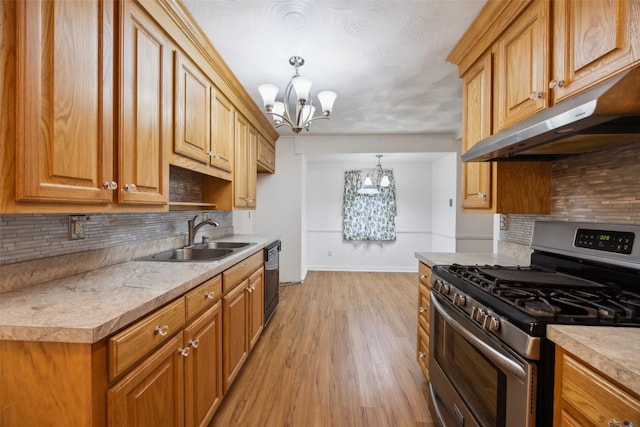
left=108, top=334, right=186, bottom=427
left=108, top=302, right=223, bottom=427
left=417, top=262, right=432, bottom=379
left=554, top=347, right=640, bottom=426
left=222, top=278, right=249, bottom=392
left=248, top=267, right=265, bottom=350
left=184, top=302, right=223, bottom=427
left=222, top=252, right=265, bottom=392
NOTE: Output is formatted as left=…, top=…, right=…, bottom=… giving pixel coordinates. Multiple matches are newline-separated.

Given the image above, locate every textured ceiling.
left=182, top=0, right=486, bottom=136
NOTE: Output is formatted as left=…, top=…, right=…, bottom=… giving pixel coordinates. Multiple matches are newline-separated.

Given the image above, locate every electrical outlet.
left=69, top=215, right=90, bottom=240
left=203, top=212, right=210, bottom=221
left=500, top=215, right=509, bottom=230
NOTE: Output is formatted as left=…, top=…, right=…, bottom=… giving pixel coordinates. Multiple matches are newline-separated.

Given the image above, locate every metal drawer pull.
left=189, top=339, right=200, bottom=349
left=178, top=347, right=190, bottom=357
left=205, top=291, right=215, bottom=300
left=154, top=325, right=169, bottom=336
left=418, top=352, right=426, bottom=359
left=609, top=420, right=635, bottom=427
left=419, top=306, right=428, bottom=313
left=124, top=183, right=137, bottom=192
left=529, top=91, right=543, bottom=99
left=548, top=79, right=564, bottom=89
left=477, top=192, right=487, bottom=199
left=419, top=274, right=428, bottom=280
left=103, top=181, right=118, bottom=190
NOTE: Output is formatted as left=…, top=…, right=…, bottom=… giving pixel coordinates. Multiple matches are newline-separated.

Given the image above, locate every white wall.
left=430, top=153, right=458, bottom=252
left=305, top=156, right=434, bottom=272
left=254, top=136, right=305, bottom=283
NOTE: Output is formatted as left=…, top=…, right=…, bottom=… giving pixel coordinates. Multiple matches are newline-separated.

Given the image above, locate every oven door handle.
left=431, top=294, right=528, bottom=380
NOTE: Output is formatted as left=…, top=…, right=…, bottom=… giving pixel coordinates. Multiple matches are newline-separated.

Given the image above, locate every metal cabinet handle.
left=178, top=347, right=190, bottom=357
left=419, top=274, right=428, bottom=280
left=609, top=420, right=635, bottom=427
left=419, top=306, right=428, bottom=313
left=205, top=291, right=215, bottom=300
left=529, top=91, right=543, bottom=100
left=189, top=339, right=200, bottom=349
left=418, top=352, right=427, bottom=359
left=477, top=192, right=487, bottom=199
left=154, top=325, right=169, bottom=336
left=124, top=184, right=137, bottom=192
left=207, top=151, right=221, bottom=159
left=548, top=79, right=565, bottom=89
left=103, top=181, right=118, bottom=190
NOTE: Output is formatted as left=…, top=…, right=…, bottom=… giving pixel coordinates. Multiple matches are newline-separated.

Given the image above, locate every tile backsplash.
left=502, top=142, right=640, bottom=245
left=0, top=211, right=232, bottom=266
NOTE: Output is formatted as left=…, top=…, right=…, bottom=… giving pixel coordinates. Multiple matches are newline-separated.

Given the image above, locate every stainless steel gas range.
left=428, top=221, right=640, bottom=427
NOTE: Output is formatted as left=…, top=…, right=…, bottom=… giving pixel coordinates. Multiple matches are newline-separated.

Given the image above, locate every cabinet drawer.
left=418, top=262, right=432, bottom=287
left=223, top=251, right=264, bottom=293
left=185, top=274, right=222, bottom=320
left=109, top=298, right=186, bottom=380
left=418, top=283, right=430, bottom=332
left=560, top=351, right=640, bottom=426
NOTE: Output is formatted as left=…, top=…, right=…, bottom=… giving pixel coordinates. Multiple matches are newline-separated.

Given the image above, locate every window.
left=342, top=169, right=396, bottom=241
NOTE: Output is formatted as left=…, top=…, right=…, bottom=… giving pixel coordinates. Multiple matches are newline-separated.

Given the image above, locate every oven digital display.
left=575, top=229, right=634, bottom=254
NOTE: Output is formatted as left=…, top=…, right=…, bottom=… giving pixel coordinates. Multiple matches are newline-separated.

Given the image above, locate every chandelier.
left=258, top=56, right=337, bottom=134
left=358, top=155, right=391, bottom=195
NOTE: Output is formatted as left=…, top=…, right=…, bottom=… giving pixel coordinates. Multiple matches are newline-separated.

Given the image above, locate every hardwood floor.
left=209, top=271, right=433, bottom=427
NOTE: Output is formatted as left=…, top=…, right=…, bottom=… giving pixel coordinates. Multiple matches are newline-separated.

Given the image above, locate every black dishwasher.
left=264, top=240, right=281, bottom=326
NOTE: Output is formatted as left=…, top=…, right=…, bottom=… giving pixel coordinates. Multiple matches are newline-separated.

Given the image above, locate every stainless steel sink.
left=138, top=247, right=234, bottom=262
left=136, top=242, right=255, bottom=262
left=191, top=241, right=254, bottom=249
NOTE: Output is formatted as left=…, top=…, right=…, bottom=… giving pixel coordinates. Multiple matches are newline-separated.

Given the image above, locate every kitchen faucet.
left=187, top=215, right=220, bottom=246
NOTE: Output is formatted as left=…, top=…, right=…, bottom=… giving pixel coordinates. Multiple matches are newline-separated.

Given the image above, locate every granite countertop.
left=548, top=325, right=640, bottom=396
left=0, top=234, right=279, bottom=344
left=415, top=252, right=529, bottom=268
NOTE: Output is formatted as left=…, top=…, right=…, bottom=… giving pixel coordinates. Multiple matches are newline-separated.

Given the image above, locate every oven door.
left=429, top=292, right=536, bottom=427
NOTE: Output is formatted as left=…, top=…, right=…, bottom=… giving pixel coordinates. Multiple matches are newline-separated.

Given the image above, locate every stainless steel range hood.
left=462, top=66, right=640, bottom=162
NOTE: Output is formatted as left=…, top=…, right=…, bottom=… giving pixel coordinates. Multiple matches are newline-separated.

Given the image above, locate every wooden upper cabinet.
left=174, top=51, right=213, bottom=165
left=494, top=0, right=549, bottom=131
left=257, top=134, right=275, bottom=173
left=551, top=0, right=640, bottom=104
left=462, top=51, right=493, bottom=210
left=119, top=0, right=169, bottom=205
left=15, top=0, right=115, bottom=203
left=234, top=114, right=257, bottom=208
left=212, top=92, right=235, bottom=176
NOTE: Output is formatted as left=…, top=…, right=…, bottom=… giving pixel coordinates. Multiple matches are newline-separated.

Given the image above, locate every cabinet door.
left=15, top=0, right=115, bottom=203
left=222, top=280, right=249, bottom=392
left=461, top=51, right=492, bottom=210
left=551, top=0, right=639, bottom=104
left=233, top=114, right=258, bottom=208
left=246, top=126, right=258, bottom=208
left=108, top=334, right=185, bottom=427
left=119, top=0, right=169, bottom=204
left=212, top=92, right=234, bottom=176
left=494, top=0, right=548, bottom=130
left=257, top=134, right=275, bottom=173
left=184, top=302, right=223, bottom=427
left=174, top=52, right=212, bottom=165
left=248, top=267, right=264, bottom=350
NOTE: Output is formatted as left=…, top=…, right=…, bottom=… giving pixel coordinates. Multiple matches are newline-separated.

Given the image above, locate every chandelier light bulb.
left=317, top=91, right=337, bottom=115
left=258, top=84, right=279, bottom=110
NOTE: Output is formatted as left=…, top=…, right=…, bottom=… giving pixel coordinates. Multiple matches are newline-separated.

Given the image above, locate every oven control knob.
left=471, top=307, right=487, bottom=323
left=483, top=315, right=501, bottom=332
left=453, top=294, right=466, bottom=307
left=433, top=279, right=443, bottom=292
left=441, top=283, right=451, bottom=295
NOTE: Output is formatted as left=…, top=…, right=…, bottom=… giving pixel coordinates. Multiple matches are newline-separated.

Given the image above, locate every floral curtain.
left=342, top=169, right=396, bottom=241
